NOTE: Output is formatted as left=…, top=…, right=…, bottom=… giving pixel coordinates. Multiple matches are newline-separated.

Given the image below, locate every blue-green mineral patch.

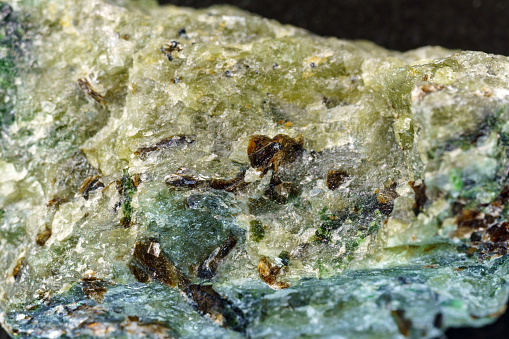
left=3, top=0, right=509, bottom=338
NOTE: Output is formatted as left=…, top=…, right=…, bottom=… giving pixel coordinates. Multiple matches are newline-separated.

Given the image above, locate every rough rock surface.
left=2, top=0, right=509, bottom=337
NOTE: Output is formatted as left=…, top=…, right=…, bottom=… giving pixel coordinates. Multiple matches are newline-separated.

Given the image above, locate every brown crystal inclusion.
left=129, top=237, right=247, bottom=332
left=77, top=78, right=105, bottom=104
left=247, top=134, right=303, bottom=174
left=257, top=257, right=290, bottom=290
left=81, top=274, right=112, bottom=303
left=135, top=135, right=194, bottom=160
left=197, top=231, right=237, bottom=280
left=79, top=175, right=105, bottom=200
left=36, top=227, right=52, bottom=246
left=326, top=170, right=349, bottom=190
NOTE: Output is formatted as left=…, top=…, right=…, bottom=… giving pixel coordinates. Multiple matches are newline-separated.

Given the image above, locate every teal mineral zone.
left=2, top=0, right=509, bottom=338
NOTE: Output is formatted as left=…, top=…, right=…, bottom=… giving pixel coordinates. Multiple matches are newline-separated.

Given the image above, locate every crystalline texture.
left=2, top=0, right=509, bottom=337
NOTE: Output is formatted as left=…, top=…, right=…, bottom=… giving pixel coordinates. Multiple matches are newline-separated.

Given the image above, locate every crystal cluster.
left=2, top=0, right=509, bottom=337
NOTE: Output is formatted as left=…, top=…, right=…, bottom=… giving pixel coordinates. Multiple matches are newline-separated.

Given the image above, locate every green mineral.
left=2, top=0, right=509, bottom=338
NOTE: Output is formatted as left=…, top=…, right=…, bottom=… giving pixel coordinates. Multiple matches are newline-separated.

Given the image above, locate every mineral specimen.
left=2, top=0, right=509, bottom=338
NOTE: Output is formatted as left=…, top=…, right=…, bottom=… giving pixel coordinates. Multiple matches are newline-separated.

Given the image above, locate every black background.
left=159, top=0, right=509, bottom=56
left=2, top=0, right=509, bottom=338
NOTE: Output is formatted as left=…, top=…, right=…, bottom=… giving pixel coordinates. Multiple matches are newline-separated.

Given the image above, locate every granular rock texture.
left=2, top=0, right=509, bottom=337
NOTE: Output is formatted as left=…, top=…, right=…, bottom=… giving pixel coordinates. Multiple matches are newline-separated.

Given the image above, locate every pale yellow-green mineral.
left=2, top=0, right=509, bottom=338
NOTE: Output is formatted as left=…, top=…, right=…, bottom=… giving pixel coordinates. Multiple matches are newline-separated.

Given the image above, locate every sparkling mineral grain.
left=2, top=0, right=509, bottom=338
